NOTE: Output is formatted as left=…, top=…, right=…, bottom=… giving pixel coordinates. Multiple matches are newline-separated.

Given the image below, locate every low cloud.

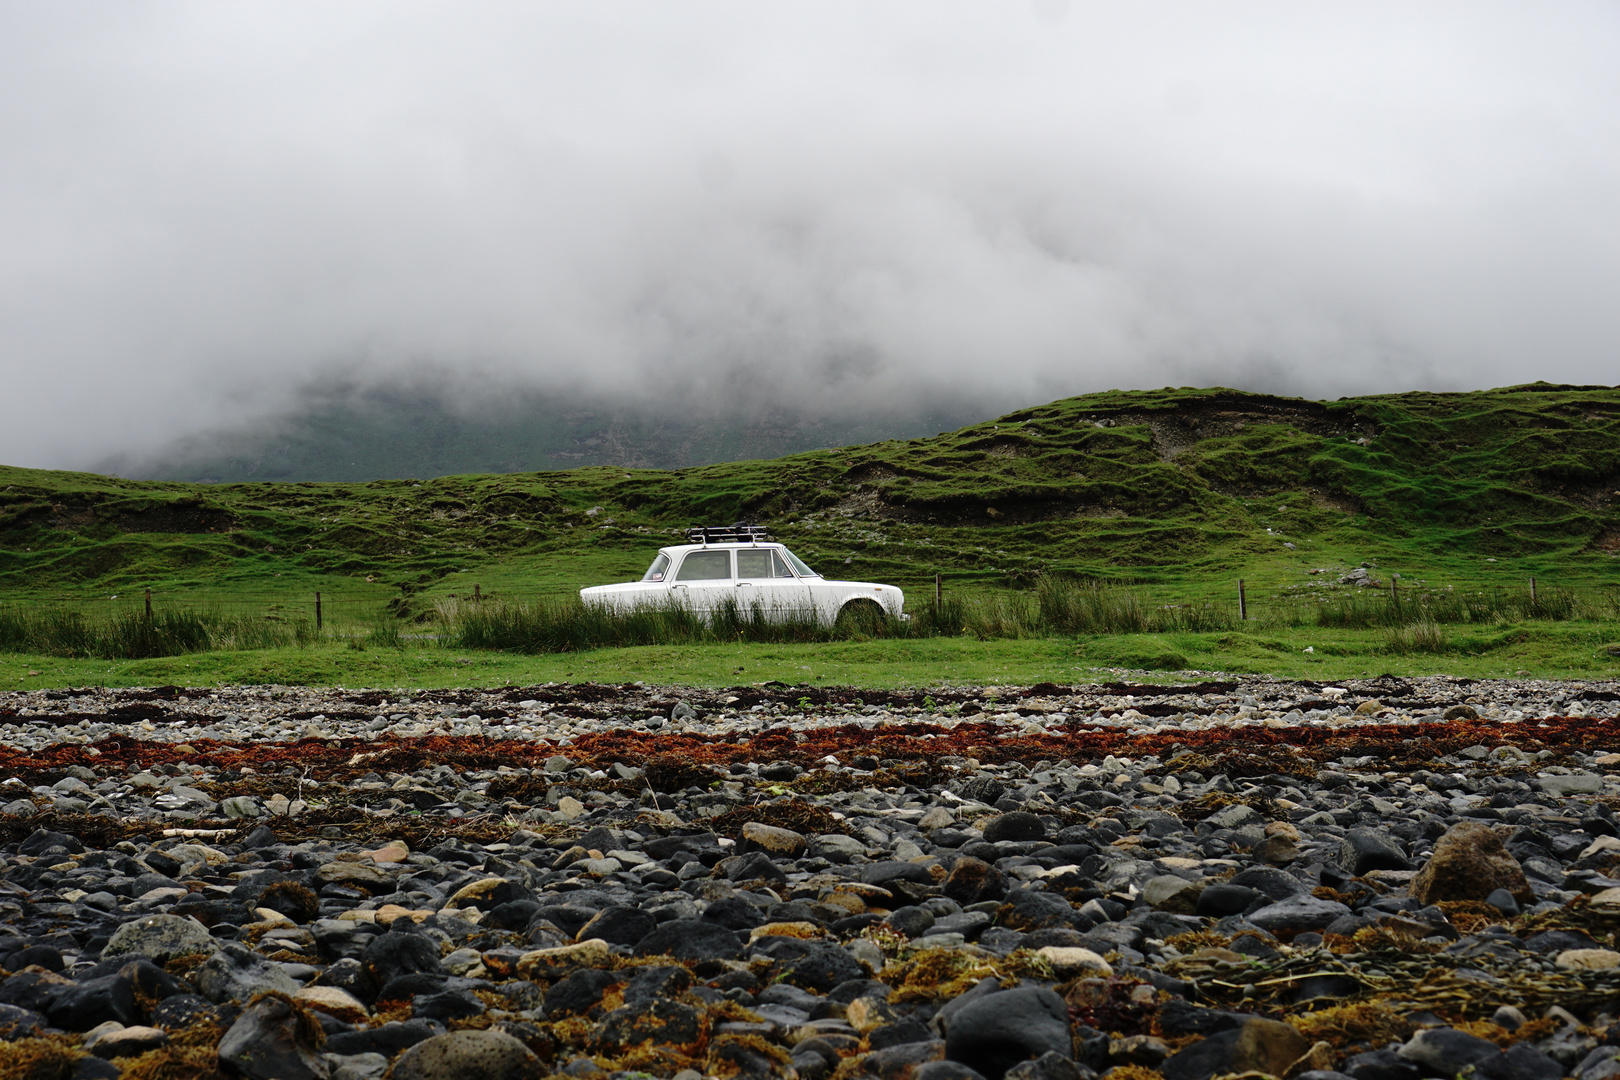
left=3, top=3, right=1617, bottom=469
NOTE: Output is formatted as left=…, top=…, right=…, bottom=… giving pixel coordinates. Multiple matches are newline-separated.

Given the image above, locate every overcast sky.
left=3, top=2, right=1618, bottom=469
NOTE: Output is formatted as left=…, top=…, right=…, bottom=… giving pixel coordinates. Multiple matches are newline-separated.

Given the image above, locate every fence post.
left=474, top=584, right=481, bottom=602
left=315, top=592, right=322, bottom=631
left=1237, top=579, right=1247, bottom=621
left=144, top=589, right=152, bottom=620
left=1529, top=576, right=1537, bottom=607
left=934, top=573, right=942, bottom=615
left=1391, top=574, right=1399, bottom=612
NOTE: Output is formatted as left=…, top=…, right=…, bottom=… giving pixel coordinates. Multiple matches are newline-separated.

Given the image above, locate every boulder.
left=1410, top=821, right=1534, bottom=905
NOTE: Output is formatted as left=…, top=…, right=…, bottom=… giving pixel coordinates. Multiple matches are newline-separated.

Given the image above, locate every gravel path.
left=1, top=674, right=1618, bottom=1080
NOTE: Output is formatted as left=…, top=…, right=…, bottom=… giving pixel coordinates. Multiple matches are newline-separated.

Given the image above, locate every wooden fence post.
left=144, top=589, right=152, bottom=619
left=1238, top=579, right=1247, bottom=621
left=934, top=573, right=942, bottom=615
left=474, top=584, right=481, bottom=602
left=315, top=592, right=322, bottom=631
left=1530, top=576, right=1537, bottom=606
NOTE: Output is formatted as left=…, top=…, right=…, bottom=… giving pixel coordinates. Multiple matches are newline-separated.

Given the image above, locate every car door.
left=735, top=547, right=809, bottom=621
left=669, top=548, right=733, bottom=618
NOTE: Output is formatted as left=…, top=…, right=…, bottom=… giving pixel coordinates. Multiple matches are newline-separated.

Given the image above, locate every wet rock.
left=195, top=941, right=302, bottom=1004
left=634, top=918, right=744, bottom=961
left=1337, top=828, right=1413, bottom=875
left=217, top=993, right=330, bottom=1080
left=361, top=927, right=446, bottom=988
left=591, top=998, right=708, bottom=1056
left=982, top=812, right=1047, bottom=844
left=944, top=858, right=1008, bottom=905
left=943, top=986, right=1072, bottom=1080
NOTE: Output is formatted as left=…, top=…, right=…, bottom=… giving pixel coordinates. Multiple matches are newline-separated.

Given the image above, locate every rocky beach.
left=1, top=674, right=1619, bottom=1080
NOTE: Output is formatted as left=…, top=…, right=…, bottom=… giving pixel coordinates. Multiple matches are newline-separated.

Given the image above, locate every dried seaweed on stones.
left=1065, top=975, right=1158, bottom=1038
left=0, top=1035, right=85, bottom=1080
left=706, top=800, right=845, bottom=838
left=1289, top=1001, right=1414, bottom=1048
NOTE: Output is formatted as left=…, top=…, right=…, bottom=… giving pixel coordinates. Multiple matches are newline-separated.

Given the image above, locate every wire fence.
left=4, top=575, right=1617, bottom=636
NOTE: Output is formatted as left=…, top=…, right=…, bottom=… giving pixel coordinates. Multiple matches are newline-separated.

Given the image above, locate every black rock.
left=0, top=1002, right=45, bottom=1040
left=725, top=850, right=789, bottom=883
left=633, top=918, right=744, bottom=961
left=1155, top=1001, right=1247, bottom=1039
left=544, top=968, right=621, bottom=1019
left=150, top=994, right=231, bottom=1031
left=998, top=890, right=1084, bottom=932
left=1196, top=885, right=1263, bottom=918
left=325, top=1018, right=448, bottom=1058
left=45, top=973, right=139, bottom=1032
left=944, top=858, right=1008, bottom=905
left=703, top=897, right=767, bottom=931
left=1162, top=1030, right=1241, bottom=1080
left=411, top=988, right=486, bottom=1024
left=624, top=965, right=691, bottom=1006
left=1337, top=828, right=1414, bottom=875
left=592, top=998, right=707, bottom=1054
left=944, top=986, right=1072, bottom=1080
left=754, top=938, right=867, bottom=993
left=19, top=829, right=84, bottom=857
left=871, top=1019, right=937, bottom=1051
left=982, top=812, right=1047, bottom=844
left=886, top=906, right=938, bottom=938
left=361, top=926, right=446, bottom=987
left=576, top=906, right=658, bottom=946
left=1226, top=867, right=1308, bottom=901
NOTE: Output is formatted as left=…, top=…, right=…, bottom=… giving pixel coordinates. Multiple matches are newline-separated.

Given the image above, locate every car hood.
left=580, top=582, right=653, bottom=596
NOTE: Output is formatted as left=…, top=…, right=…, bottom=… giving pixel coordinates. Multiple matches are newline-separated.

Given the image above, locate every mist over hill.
left=96, top=383, right=995, bottom=483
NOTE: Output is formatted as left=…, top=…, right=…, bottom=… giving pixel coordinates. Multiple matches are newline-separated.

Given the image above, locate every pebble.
left=0, top=674, right=1617, bottom=1078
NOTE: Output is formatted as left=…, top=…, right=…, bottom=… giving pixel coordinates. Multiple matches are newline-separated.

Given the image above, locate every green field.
left=4, top=382, right=1618, bottom=687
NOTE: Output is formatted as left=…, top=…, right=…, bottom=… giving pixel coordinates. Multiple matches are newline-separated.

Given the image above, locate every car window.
left=771, top=551, right=795, bottom=578
left=641, top=553, right=670, bottom=582
left=675, top=550, right=732, bottom=581
left=780, top=547, right=820, bottom=578
left=736, top=549, right=775, bottom=578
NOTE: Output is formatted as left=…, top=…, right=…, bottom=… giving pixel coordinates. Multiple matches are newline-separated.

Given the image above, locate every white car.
left=580, top=525, right=906, bottom=625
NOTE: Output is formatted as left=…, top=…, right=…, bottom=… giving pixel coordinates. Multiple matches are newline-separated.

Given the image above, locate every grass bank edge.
left=3, top=622, right=1617, bottom=691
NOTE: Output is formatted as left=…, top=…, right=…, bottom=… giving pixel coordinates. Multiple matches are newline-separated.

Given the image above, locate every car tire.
left=834, top=599, right=888, bottom=637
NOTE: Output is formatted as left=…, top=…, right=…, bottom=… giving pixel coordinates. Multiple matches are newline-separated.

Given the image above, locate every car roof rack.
left=685, top=522, right=773, bottom=545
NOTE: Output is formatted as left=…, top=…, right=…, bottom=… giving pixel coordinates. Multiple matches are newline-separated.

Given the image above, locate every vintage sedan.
left=579, top=525, right=906, bottom=625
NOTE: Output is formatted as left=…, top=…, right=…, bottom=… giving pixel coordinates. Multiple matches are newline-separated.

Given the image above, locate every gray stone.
left=1246, top=896, right=1353, bottom=934
left=1539, top=773, right=1604, bottom=796
left=101, top=913, right=216, bottom=964
left=195, top=942, right=302, bottom=1004
left=389, top=1029, right=545, bottom=1080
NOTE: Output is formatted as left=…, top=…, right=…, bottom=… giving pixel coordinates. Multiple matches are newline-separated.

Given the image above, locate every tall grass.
left=1314, top=586, right=1587, bottom=629
left=1384, top=620, right=1450, bottom=654
left=0, top=605, right=315, bottom=659
left=438, top=593, right=879, bottom=653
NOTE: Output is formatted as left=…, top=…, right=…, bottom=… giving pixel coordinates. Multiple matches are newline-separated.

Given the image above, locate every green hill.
left=6, top=383, right=1619, bottom=615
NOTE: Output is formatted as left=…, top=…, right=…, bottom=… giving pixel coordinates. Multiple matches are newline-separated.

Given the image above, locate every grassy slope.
left=5, top=382, right=1618, bottom=608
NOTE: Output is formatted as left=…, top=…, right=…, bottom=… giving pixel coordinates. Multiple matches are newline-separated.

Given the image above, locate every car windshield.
left=780, top=547, right=820, bottom=578
left=641, top=553, right=670, bottom=582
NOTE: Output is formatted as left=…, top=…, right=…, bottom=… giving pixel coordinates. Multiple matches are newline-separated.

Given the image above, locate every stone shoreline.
left=1, top=674, right=1618, bottom=1080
